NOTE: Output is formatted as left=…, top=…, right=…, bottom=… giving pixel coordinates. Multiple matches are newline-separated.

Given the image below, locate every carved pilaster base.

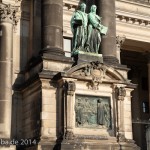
left=64, top=131, right=75, bottom=140
left=117, top=132, right=126, bottom=142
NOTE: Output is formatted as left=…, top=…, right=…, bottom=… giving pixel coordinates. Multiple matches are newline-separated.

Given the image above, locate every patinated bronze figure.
left=86, top=5, right=108, bottom=53
left=71, top=3, right=88, bottom=54
left=71, top=4, right=108, bottom=55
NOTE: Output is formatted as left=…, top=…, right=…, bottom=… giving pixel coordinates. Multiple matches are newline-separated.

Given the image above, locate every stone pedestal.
left=73, top=51, right=103, bottom=65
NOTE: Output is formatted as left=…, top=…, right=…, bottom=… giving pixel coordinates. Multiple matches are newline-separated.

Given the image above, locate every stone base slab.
left=0, top=145, right=16, bottom=150
left=36, top=139, right=140, bottom=150
left=61, top=140, right=140, bottom=150
left=73, top=51, right=103, bottom=65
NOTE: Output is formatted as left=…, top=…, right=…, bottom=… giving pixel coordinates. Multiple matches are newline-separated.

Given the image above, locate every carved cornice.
left=63, top=2, right=77, bottom=10
left=63, top=0, right=78, bottom=9
left=116, top=14, right=150, bottom=27
left=0, top=3, right=18, bottom=24
left=117, top=0, right=150, bottom=5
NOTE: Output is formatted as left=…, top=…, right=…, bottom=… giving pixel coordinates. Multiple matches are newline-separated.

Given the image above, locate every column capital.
left=116, top=35, right=126, bottom=49
left=0, top=3, right=18, bottom=24
left=115, top=86, right=126, bottom=101
left=64, top=80, right=76, bottom=96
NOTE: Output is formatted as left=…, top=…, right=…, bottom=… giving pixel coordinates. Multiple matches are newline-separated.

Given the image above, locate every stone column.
left=116, top=35, right=126, bottom=63
left=0, top=3, right=16, bottom=138
left=41, top=0, right=64, bottom=56
left=115, top=85, right=126, bottom=142
left=96, top=0, right=118, bottom=64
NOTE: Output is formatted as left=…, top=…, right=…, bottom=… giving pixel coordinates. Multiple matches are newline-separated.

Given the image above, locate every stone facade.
left=0, top=0, right=150, bottom=150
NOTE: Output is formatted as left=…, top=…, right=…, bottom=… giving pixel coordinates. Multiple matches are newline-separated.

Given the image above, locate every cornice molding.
left=116, top=0, right=150, bottom=6
left=63, top=0, right=78, bottom=8
left=116, top=14, right=150, bottom=27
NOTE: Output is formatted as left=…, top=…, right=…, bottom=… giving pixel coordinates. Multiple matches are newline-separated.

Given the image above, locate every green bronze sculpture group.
left=71, top=3, right=108, bottom=55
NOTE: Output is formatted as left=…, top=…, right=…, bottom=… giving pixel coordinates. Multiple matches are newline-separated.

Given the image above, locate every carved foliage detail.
left=0, top=3, right=18, bottom=24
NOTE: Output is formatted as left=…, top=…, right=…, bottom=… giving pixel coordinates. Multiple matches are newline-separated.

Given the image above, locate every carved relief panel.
left=75, top=95, right=111, bottom=129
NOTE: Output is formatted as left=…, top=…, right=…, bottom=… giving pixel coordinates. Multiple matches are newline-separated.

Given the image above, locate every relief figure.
left=75, top=96, right=111, bottom=128
left=97, top=99, right=105, bottom=125
left=75, top=101, right=84, bottom=126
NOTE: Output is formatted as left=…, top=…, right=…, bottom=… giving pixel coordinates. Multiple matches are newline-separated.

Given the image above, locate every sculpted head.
left=91, top=5, right=97, bottom=13
left=98, top=98, right=103, bottom=103
left=80, top=3, right=86, bottom=12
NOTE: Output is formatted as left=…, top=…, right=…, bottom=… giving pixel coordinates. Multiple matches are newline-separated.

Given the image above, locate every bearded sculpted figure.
left=86, top=5, right=108, bottom=53
left=71, top=3, right=88, bottom=54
